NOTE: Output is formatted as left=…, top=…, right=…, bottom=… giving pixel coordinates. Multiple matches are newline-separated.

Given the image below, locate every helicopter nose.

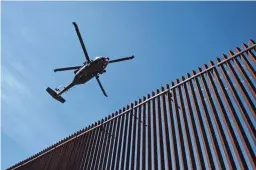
left=104, top=57, right=109, bottom=63
left=102, top=58, right=108, bottom=67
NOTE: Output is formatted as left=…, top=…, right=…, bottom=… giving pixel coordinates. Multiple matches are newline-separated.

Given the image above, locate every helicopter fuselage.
left=72, top=57, right=109, bottom=85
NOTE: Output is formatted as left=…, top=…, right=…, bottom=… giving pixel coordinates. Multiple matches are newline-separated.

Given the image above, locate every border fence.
left=7, top=39, right=256, bottom=170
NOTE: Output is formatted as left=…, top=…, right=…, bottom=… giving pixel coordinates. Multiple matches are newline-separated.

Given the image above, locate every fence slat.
left=182, top=76, right=205, bottom=170
left=115, top=109, right=126, bottom=170
left=61, top=140, right=75, bottom=170
left=243, top=42, right=256, bottom=64
left=102, top=114, right=115, bottom=170
left=66, top=135, right=82, bottom=169
left=43, top=147, right=58, bottom=170
left=199, top=67, right=236, bottom=169
left=161, top=87, right=172, bottom=170
left=125, top=104, right=133, bottom=169
left=111, top=110, right=122, bottom=170
left=97, top=117, right=110, bottom=170
left=210, top=61, right=255, bottom=169
left=166, top=84, right=179, bottom=170
left=120, top=107, right=129, bottom=169
left=172, top=81, right=187, bottom=170
left=87, top=121, right=102, bottom=170
left=142, top=97, right=147, bottom=170
left=156, top=90, right=166, bottom=170
left=107, top=112, right=120, bottom=170
left=72, top=128, right=89, bottom=170
left=136, top=99, right=142, bottom=170
left=231, top=50, right=256, bottom=100
left=205, top=63, right=247, bottom=169
left=129, top=102, right=137, bottom=169
left=235, top=47, right=256, bottom=81
left=224, top=54, right=256, bottom=119
left=217, top=57, right=256, bottom=143
left=81, top=123, right=98, bottom=170
left=42, top=150, right=52, bottom=170
left=147, top=94, right=153, bottom=170
left=191, top=71, right=220, bottom=168
left=152, top=92, right=159, bottom=170
left=177, top=79, right=196, bottom=170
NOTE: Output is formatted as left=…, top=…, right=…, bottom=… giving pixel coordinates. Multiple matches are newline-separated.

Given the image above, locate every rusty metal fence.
left=8, top=40, right=256, bottom=170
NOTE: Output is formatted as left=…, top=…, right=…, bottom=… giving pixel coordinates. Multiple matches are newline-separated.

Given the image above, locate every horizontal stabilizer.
left=46, top=87, right=66, bottom=103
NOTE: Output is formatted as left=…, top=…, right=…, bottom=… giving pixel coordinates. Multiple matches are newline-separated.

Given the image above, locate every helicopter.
left=46, top=22, right=135, bottom=103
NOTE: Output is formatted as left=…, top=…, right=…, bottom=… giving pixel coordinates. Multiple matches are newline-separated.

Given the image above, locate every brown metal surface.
left=120, top=107, right=129, bottom=169
left=161, top=86, right=172, bottom=170
left=166, top=84, right=179, bottom=170
left=101, top=115, right=114, bottom=170
left=80, top=123, right=96, bottom=170
left=137, top=99, right=142, bottom=170
left=223, top=54, right=256, bottom=120
left=142, top=97, right=147, bottom=170
left=90, top=120, right=104, bottom=170
left=187, top=73, right=215, bottom=169
left=103, top=113, right=116, bottom=170
left=198, top=67, right=235, bottom=169
left=230, top=50, right=256, bottom=100
left=152, top=92, right=159, bottom=170
left=72, top=128, right=89, bottom=170
left=172, top=81, right=187, bottom=170
left=114, top=109, right=126, bottom=170
left=86, top=121, right=101, bottom=170
left=8, top=40, right=256, bottom=170
left=204, top=64, right=246, bottom=169
left=210, top=61, right=255, bottom=169
left=182, top=76, right=204, bottom=170
left=156, top=89, right=166, bottom=170
left=243, top=41, right=256, bottom=64
left=66, top=136, right=81, bottom=169
left=106, top=112, right=119, bottom=170
left=131, top=101, right=138, bottom=169
left=177, top=79, right=196, bottom=169
left=60, top=140, right=74, bottom=170
left=235, top=47, right=256, bottom=81
left=111, top=110, right=122, bottom=170
left=96, top=117, right=109, bottom=170
left=193, top=69, right=225, bottom=169
left=147, top=94, right=153, bottom=170
left=217, top=57, right=256, bottom=143
left=125, top=104, right=133, bottom=169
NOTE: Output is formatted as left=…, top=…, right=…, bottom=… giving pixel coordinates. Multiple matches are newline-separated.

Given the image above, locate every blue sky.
left=1, top=1, right=256, bottom=169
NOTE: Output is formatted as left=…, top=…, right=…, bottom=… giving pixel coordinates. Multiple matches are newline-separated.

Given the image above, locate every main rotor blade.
left=72, top=22, right=91, bottom=63
left=96, top=76, right=108, bottom=97
left=54, top=66, right=81, bottom=72
left=108, top=55, right=135, bottom=64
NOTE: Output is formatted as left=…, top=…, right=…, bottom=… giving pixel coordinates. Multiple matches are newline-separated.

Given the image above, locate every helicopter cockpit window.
left=95, top=56, right=102, bottom=60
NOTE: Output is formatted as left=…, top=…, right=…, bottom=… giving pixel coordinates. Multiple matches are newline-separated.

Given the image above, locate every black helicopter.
left=46, top=22, right=135, bottom=103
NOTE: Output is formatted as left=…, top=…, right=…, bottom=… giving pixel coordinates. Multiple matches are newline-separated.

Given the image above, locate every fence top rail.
left=8, top=41, right=256, bottom=170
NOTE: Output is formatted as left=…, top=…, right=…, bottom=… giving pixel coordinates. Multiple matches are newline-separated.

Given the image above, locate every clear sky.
left=2, top=1, right=256, bottom=169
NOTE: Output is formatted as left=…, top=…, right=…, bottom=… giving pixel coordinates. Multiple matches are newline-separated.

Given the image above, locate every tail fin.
left=46, top=87, right=66, bottom=103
